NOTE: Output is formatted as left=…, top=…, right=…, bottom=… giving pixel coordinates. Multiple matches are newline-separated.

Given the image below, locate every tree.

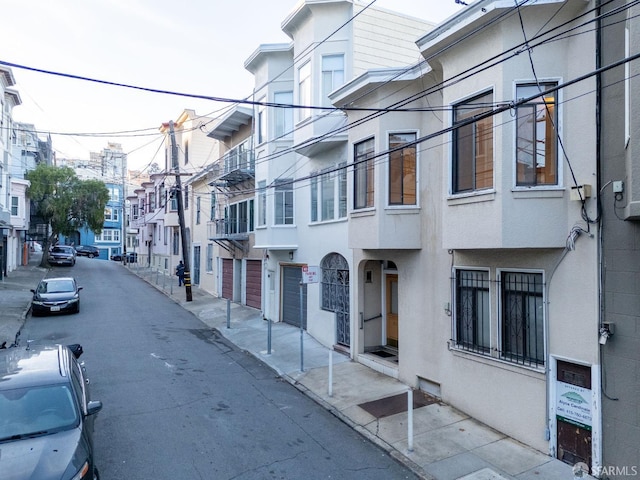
left=26, top=164, right=110, bottom=267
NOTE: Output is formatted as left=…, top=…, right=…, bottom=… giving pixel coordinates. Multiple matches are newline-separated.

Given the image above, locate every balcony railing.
left=208, top=219, right=251, bottom=240
left=224, top=147, right=254, bottom=175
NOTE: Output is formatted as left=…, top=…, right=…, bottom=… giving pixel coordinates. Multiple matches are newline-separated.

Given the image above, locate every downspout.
left=595, top=0, right=605, bottom=473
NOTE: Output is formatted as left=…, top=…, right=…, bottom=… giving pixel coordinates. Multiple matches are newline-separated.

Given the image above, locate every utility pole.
left=169, top=120, right=192, bottom=301
left=121, top=153, right=127, bottom=265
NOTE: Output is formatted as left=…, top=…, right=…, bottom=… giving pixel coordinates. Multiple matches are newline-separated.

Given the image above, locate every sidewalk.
left=0, top=253, right=47, bottom=348
left=129, top=264, right=581, bottom=480
left=1, top=259, right=582, bottom=480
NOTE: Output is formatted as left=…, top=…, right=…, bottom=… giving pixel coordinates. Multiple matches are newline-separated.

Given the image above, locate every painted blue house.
left=60, top=182, right=123, bottom=260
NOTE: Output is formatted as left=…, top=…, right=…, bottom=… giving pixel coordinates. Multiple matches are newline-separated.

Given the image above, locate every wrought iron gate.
left=321, top=254, right=350, bottom=347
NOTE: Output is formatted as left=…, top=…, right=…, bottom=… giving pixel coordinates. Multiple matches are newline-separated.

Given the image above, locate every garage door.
left=222, top=259, right=233, bottom=300
left=245, top=260, right=262, bottom=309
left=282, top=265, right=307, bottom=328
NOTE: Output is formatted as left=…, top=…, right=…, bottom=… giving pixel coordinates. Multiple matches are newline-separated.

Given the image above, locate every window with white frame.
left=110, top=187, right=120, bottom=203
left=338, top=162, right=347, bottom=217
left=454, top=269, right=490, bottom=355
left=224, top=199, right=254, bottom=234
left=104, top=207, right=119, bottom=221
left=95, top=229, right=120, bottom=242
left=500, top=271, right=545, bottom=367
left=310, top=163, right=347, bottom=222
left=206, top=243, right=213, bottom=273
left=354, top=138, right=375, bottom=209
left=11, top=196, right=19, bottom=216
left=274, top=91, right=293, bottom=138
left=257, top=180, right=267, bottom=227
left=389, top=133, right=417, bottom=205
left=322, top=54, right=344, bottom=106
left=258, top=97, right=267, bottom=144
left=210, top=192, right=216, bottom=220
left=298, top=61, right=311, bottom=121
left=452, top=91, right=494, bottom=194
left=173, top=227, right=180, bottom=255
left=196, top=196, right=201, bottom=225
left=170, top=189, right=178, bottom=211
left=516, top=83, right=558, bottom=186
left=274, top=179, right=294, bottom=225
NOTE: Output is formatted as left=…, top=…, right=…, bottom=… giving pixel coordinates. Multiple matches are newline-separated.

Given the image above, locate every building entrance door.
left=385, top=274, right=398, bottom=348
left=556, top=360, right=592, bottom=468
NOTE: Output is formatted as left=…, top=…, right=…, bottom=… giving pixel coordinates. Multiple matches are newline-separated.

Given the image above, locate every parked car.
left=75, top=245, right=100, bottom=258
left=0, top=343, right=102, bottom=480
left=31, top=277, right=83, bottom=316
left=49, top=245, right=76, bottom=266
left=110, top=252, right=138, bottom=262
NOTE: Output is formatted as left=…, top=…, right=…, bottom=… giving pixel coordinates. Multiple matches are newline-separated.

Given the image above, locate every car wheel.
left=93, top=467, right=100, bottom=480
left=75, top=303, right=80, bottom=314
left=88, top=253, right=94, bottom=258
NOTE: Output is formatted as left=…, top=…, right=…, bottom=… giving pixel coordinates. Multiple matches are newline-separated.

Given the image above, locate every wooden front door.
left=386, top=274, right=398, bottom=348
left=556, top=360, right=592, bottom=468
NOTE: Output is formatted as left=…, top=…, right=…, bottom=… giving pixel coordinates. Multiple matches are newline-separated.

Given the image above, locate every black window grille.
left=501, top=272, right=545, bottom=367
left=455, top=270, right=491, bottom=354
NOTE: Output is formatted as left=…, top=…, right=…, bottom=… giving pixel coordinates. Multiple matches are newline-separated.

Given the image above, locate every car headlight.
left=32, top=300, right=44, bottom=305
left=68, top=297, right=79, bottom=303
left=70, top=461, right=90, bottom=480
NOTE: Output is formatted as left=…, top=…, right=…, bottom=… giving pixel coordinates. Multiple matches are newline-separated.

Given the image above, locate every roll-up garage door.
left=222, top=258, right=233, bottom=300
left=245, top=260, right=262, bottom=309
left=282, top=265, right=306, bottom=328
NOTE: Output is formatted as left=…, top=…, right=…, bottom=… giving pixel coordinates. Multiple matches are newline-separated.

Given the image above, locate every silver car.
left=49, top=246, right=76, bottom=266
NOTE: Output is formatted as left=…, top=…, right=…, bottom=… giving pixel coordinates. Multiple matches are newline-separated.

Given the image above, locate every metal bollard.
left=267, top=318, right=272, bottom=354
left=226, top=298, right=231, bottom=329
left=407, top=389, right=414, bottom=452
left=328, top=349, right=333, bottom=397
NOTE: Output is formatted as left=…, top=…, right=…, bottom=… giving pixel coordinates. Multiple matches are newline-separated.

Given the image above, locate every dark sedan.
left=0, top=344, right=102, bottom=480
left=75, top=245, right=100, bottom=258
left=110, top=252, right=138, bottom=262
left=31, top=277, right=83, bottom=316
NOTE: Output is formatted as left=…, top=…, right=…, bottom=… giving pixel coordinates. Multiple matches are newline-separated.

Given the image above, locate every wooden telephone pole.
left=169, top=120, right=192, bottom=302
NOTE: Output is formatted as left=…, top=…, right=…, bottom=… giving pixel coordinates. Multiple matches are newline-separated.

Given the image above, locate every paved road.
left=20, top=257, right=417, bottom=480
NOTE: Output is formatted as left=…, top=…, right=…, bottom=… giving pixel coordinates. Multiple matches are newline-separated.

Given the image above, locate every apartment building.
left=202, top=105, right=263, bottom=307
left=130, top=110, right=217, bottom=276
left=249, top=0, right=434, bottom=349
left=1, top=66, right=25, bottom=276
left=329, top=0, right=602, bottom=471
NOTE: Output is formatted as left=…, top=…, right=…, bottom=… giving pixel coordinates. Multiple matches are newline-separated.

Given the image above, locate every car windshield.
left=0, top=385, right=80, bottom=441
left=52, top=247, right=72, bottom=254
left=38, top=280, right=75, bottom=293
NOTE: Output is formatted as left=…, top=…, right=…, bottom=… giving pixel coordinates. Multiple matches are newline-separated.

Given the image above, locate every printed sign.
left=302, top=265, right=319, bottom=284
left=556, top=381, right=592, bottom=429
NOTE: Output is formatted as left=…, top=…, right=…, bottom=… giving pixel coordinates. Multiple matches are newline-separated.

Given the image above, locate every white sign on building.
left=302, top=265, right=319, bottom=284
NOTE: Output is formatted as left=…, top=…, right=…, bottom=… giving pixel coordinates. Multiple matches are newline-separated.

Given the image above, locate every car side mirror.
left=30, top=289, right=36, bottom=294
left=86, top=400, right=103, bottom=416
left=78, top=287, right=83, bottom=292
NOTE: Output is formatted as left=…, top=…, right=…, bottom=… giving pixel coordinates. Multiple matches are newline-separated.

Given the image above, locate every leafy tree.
left=26, top=164, right=110, bottom=267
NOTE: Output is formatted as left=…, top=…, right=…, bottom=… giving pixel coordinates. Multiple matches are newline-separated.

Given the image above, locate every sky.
left=2, top=0, right=467, bottom=171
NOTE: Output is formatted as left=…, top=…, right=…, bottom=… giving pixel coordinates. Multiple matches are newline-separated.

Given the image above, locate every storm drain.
left=358, top=391, right=438, bottom=419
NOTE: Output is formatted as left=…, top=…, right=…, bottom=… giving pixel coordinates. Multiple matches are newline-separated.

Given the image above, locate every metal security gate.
left=321, top=253, right=350, bottom=347
left=245, top=260, right=262, bottom=309
left=222, top=258, right=233, bottom=300
left=282, top=265, right=306, bottom=328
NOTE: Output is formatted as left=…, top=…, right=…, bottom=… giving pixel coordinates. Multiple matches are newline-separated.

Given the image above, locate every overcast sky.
left=2, top=0, right=467, bottom=171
